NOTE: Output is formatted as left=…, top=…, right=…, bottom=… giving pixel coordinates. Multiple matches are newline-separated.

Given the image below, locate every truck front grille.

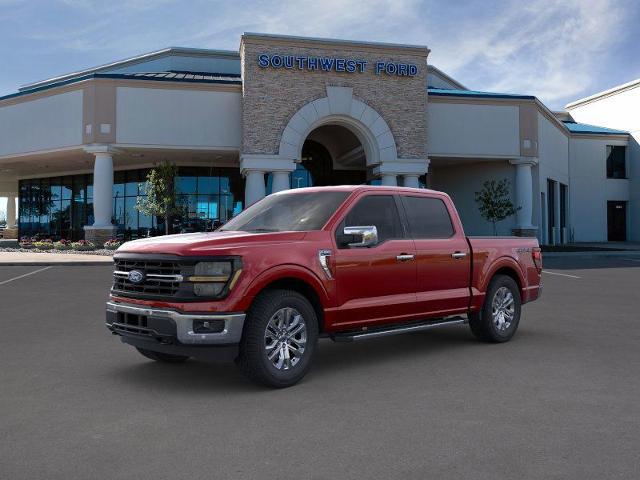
left=112, top=258, right=182, bottom=297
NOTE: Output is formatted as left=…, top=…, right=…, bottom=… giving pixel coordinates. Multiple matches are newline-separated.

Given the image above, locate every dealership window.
left=174, top=166, right=244, bottom=233
left=606, top=146, right=626, bottom=179
left=18, top=166, right=244, bottom=240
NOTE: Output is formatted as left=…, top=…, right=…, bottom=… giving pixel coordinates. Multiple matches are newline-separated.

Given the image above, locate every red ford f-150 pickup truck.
left=107, top=186, right=542, bottom=387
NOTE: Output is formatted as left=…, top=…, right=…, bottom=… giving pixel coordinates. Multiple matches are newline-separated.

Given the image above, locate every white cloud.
left=426, top=0, right=629, bottom=107
left=2, top=0, right=635, bottom=109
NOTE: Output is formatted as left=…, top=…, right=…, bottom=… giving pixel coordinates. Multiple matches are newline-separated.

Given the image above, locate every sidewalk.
left=0, top=251, right=114, bottom=266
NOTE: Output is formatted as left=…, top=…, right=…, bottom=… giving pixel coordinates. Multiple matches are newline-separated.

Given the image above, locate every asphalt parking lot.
left=1, top=257, right=639, bottom=479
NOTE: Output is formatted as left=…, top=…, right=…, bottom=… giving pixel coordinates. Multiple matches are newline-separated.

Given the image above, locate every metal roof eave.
left=19, top=47, right=241, bottom=92
left=1, top=73, right=242, bottom=103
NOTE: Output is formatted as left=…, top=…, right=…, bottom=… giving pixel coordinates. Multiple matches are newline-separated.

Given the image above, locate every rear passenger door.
left=332, top=194, right=418, bottom=328
left=400, top=195, right=471, bottom=316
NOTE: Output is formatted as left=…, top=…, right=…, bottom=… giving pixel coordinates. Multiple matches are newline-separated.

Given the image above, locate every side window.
left=401, top=196, right=454, bottom=239
left=343, top=195, right=403, bottom=244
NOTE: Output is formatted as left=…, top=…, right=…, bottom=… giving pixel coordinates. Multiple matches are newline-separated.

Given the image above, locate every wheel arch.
left=484, top=258, right=526, bottom=297
left=242, top=265, right=329, bottom=332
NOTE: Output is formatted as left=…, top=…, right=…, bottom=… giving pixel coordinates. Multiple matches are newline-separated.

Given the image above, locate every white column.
left=92, top=152, right=114, bottom=227
left=245, top=170, right=266, bottom=206
left=510, top=158, right=537, bottom=230
left=381, top=174, right=397, bottom=186
left=6, top=195, right=17, bottom=228
left=402, top=175, right=420, bottom=189
left=271, top=171, right=290, bottom=193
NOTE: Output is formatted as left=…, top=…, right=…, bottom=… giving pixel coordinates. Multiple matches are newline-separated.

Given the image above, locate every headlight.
left=190, top=261, right=233, bottom=297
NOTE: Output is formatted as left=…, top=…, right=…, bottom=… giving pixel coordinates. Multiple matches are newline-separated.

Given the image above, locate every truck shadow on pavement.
left=105, top=326, right=547, bottom=392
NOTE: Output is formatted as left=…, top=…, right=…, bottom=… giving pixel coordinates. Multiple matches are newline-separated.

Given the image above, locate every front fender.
left=237, top=263, right=332, bottom=311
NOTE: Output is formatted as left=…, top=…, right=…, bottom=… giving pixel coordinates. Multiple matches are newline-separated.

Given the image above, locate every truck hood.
left=116, top=231, right=307, bottom=256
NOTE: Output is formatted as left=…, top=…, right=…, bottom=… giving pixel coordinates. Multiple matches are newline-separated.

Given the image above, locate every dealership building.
left=0, top=33, right=637, bottom=244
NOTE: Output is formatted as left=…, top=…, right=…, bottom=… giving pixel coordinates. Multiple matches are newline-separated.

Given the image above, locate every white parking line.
left=542, top=270, right=581, bottom=279
left=0, top=266, right=52, bottom=286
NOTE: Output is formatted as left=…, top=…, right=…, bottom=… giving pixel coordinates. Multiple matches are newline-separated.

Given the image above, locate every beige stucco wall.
left=240, top=35, right=428, bottom=160
left=427, top=101, right=520, bottom=157
left=0, top=90, right=83, bottom=157
left=115, top=86, right=242, bottom=148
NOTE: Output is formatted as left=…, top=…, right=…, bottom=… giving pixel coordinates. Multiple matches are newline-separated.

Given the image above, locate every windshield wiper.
left=245, top=228, right=281, bottom=233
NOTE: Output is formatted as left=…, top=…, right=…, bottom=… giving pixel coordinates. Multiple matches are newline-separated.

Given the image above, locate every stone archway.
left=278, top=86, right=398, bottom=167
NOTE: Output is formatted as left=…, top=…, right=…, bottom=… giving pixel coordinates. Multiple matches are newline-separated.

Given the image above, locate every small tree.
left=474, top=179, right=519, bottom=236
left=136, top=161, right=182, bottom=235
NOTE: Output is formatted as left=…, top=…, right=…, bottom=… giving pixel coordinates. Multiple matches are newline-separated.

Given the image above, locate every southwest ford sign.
left=257, top=54, right=418, bottom=77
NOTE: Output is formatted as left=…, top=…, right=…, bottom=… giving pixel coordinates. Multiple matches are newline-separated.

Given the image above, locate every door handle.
left=451, top=252, right=467, bottom=259
left=396, top=254, right=415, bottom=262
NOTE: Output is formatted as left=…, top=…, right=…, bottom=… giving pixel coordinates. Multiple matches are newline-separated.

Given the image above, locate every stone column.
left=374, top=159, right=429, bottom=189
left=381, top=174, right=397, bottom=186
left=244, top=170, right=266, bottom=206
left=2, top=195, right=18, bottom=240
left=510, top=158, right=538, bottom=237
left=6, top=195, right=16, bottom=228
left=84, top=145, right=117, bottom=244
left=402, top=175, right=420, bottom=189
left=271, top=171, right=290, bottom=193
left=240, top=154, right=295, bottom=207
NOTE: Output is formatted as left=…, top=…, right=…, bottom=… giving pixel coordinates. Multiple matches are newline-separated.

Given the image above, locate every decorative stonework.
left=84, top=226, right=116, bottom=246
left=240, top=34, right=429, bottom=161
left=511, top=228, right=538, bottom=238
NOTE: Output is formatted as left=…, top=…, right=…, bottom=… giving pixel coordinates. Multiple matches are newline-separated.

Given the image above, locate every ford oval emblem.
left=128, top=270, right=145, bottom=284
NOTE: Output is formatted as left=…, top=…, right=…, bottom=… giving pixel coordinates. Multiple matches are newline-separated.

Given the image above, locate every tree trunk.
left=164, top=215, right=170, bottom=235
left=492, top=221, right=498, bottom=236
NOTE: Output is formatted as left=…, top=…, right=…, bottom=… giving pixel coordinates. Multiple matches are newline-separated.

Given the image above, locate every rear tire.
left=135, top=347, right=189, bottom=363
left=469, top=275, right=521, bottom=343
left=237, top=289, right=318, bottom=388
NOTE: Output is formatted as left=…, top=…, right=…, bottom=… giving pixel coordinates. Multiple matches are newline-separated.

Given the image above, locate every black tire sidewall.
left=239, top=289, right=319, bottom=387
left=484, top=276, right=521, bottom=342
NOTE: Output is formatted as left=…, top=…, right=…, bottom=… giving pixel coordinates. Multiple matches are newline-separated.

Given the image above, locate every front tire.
left=237, top=289, right=319, bottom=388
left=135, top=347, right=189, bottom=363
left=469, top=275, right=521, bottom=343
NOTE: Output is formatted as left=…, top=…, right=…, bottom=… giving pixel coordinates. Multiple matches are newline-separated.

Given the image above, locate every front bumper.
left=106, top=301, right=245, bottom=345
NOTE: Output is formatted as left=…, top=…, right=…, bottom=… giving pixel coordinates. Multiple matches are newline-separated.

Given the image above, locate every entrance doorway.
left=300, top=124, right=368, bottom=187
left=607, top=201, right=627, bottom=241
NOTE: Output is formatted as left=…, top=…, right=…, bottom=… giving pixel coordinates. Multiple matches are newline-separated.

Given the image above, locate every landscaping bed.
left=0, top=237, right=125, bottom=256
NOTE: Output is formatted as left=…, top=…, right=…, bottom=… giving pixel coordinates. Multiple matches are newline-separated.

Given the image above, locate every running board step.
left=330, top=316, right=467, bottom=343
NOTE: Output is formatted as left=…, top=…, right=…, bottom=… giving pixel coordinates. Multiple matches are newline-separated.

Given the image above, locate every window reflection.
left=18, top=166, right=244, bottom=240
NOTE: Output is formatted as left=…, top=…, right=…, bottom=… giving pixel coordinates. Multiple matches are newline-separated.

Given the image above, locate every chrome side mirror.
left=342, top=225, right=378, bottom=248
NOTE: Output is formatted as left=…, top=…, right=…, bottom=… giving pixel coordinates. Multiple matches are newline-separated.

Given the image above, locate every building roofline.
left=19, top=47, right=240, bottom=92
left=428, top=87, right=535, bottom=100
left=2, top=72, right=241, bottom=104
left=241, top=32, right=430, bottom=55
left=565, top=78, right=640, bottom=109
left=562, top=121, right=629, bottom=135
left=427, top=65, right=467, bottom=90
left=428, top=88, right=630, bottom=140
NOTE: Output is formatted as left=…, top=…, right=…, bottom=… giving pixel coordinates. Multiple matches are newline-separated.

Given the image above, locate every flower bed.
left=103, top=238, right=123, bottom=250
left=71, top=240, right=96, bottom=251
left=4, top=236, right=113, bottom=255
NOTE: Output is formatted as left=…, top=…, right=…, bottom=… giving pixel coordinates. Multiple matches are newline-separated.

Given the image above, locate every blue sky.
left=1, top=0, right=639, bottom=109
left=1, top=0, right=640, bottom=215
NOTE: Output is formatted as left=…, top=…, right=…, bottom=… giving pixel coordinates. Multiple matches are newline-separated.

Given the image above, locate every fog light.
left=193, top=283, right=225, bottom=297
left=193, top=319, right=225, bottom=334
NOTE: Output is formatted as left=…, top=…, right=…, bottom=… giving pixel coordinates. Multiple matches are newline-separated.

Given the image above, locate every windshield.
left=220, top=191, right=349, bottom=232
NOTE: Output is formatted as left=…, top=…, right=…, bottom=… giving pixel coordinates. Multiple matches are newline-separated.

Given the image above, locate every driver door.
left=332, top=194, right=417, bottom=328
